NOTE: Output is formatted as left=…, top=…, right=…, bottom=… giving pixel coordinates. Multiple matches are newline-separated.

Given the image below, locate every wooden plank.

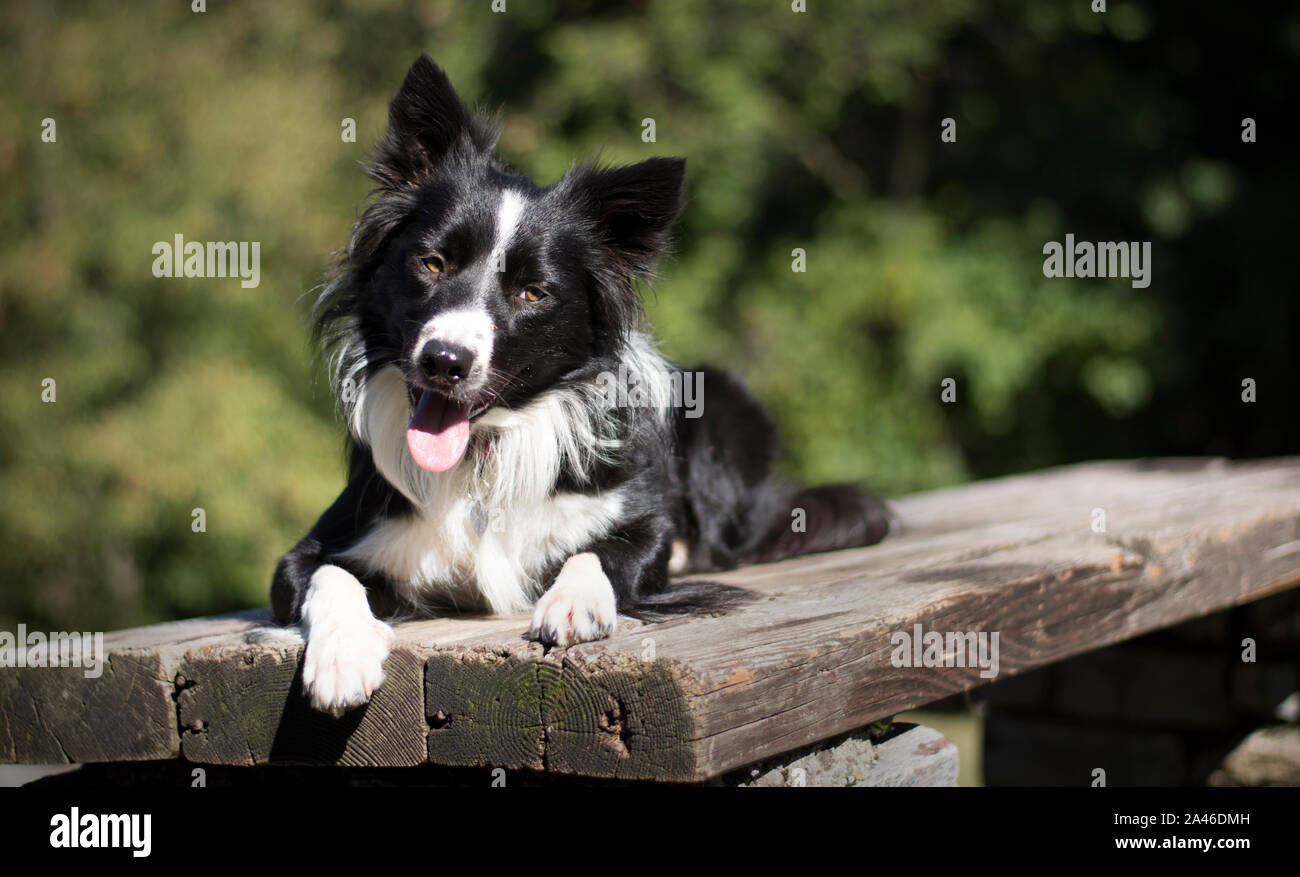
left=2, top=458, right=1298, bottom=780
left=0, top=612, right=262, bottom=763
left=1211, top=726, right=1300, bottom=786
left=177, top=642, right=427, bottom=766
left=741, top=724, right=960, bottom=787
left=421, top=647, right=697, bottom=780
left=659, top=459, right=1300, bottom=777
left=176, top=616, right=528, bottom=767
left=541, top=652, right=696, bottom=780
left=0, top=654, right=175, bottom=764
left=423, top=647, right=547, bottom=770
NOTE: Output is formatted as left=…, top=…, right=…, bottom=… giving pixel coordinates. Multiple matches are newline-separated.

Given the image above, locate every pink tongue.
left=406, top=390, right=471, bottom=472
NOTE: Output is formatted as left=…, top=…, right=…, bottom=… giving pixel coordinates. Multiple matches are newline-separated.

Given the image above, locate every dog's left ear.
left=370, top=54, right=498, bottom=189
left=568, top=157, right=687, bottom=278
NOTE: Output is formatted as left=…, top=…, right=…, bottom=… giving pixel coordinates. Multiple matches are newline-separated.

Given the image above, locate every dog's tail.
left=745, top=483, right=891, bottom=565
left=622, top=580, right=757, bottom=623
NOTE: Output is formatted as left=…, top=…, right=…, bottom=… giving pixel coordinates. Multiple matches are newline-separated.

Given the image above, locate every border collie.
left=271, top=55, right=890, bottom=715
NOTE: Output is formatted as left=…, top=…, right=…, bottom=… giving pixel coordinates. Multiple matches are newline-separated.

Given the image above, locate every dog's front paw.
left=300, top=565, right=394, bottom=716
left=527, top=552, right=617, bottom=647
left=302, top=615, right=393, bottom=716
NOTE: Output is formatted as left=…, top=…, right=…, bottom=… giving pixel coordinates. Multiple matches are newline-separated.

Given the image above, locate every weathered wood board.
left=740, top=723, right=960, bottom=787
left=2, top=458, right=1298, bottom=780
left=0, top=611, right=263, bottom=763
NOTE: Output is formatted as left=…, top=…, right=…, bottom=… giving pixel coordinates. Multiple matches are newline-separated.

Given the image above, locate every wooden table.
left=3, top=458, right=1298, bottom=784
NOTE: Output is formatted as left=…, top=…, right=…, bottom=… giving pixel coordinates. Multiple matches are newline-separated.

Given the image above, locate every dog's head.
left=319, top=55, right=684, bottom=473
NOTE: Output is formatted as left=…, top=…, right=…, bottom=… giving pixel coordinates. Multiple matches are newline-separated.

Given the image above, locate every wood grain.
left=2, top=458, right=1298, bottom=780
left=0, top=611, right=262, bottom=763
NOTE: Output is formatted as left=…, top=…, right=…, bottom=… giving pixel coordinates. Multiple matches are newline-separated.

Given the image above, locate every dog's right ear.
left=369, top=55, right=498, bottom=189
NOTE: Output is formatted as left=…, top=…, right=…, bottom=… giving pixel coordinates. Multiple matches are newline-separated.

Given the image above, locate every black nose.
left=418, top=342, right=475, bottom=385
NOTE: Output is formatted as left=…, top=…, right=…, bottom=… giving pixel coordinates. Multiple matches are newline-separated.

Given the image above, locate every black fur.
left=271, top=55, right=889, bottom=634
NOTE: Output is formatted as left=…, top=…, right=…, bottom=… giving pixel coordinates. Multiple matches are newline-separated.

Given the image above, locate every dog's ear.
left=568, top=157, right=687, bottom=279
left=369, top=55, right=498, bottom=189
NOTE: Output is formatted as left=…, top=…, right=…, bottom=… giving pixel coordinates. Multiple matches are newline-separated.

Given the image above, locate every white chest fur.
left=340, top=485, right=624, bottom=615
left=337, top=365, right=628, bottom=616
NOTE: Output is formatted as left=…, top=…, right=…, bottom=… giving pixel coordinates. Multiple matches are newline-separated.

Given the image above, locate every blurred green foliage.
left=1, top=1, right=1295, bottom=631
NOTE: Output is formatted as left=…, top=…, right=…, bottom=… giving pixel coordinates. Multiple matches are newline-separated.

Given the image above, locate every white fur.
left=299, top=564, right=394, bottom=715
left=351, top=365, right=622, bottom=511
left=333, top=325, right=672, bottom=621
left=341, top=483, right=626, bottom=616
left=416, top=309, right=493, bottom=379
left=481, top=189, right=525, bottom=296
left=618, top=331, right=675, bottom=416
left=527, top=552, right=617, bottom=646
left=338, top=360, right=644, bottom=616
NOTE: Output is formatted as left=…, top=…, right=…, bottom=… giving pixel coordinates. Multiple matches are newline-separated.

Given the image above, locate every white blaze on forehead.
left=418, top=309, right=494, bottom=376
left=481, top=188, right=525, bottom=294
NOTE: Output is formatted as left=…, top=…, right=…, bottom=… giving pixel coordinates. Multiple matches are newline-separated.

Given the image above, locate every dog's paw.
left=302, top=615, right=393, bottom=716
left=300, top=565, right=394, bottom=716
left=527, top=552, right=617, bottom=647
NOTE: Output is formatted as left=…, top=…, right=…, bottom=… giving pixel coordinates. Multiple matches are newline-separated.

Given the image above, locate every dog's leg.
left=299, top=564, right=394, bottom=716
left=270, top=454, right=404, bottom=713
left=271, top=452, right=399, bottom=625
left=527, top=516, right=671, bottom=647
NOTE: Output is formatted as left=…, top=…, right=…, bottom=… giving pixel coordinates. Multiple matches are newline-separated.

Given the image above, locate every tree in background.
left=0, top=0, right=1294, bottom=631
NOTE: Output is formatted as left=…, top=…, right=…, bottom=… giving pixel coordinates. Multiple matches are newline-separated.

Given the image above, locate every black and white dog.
left=271, top=55, right=890, bottom=714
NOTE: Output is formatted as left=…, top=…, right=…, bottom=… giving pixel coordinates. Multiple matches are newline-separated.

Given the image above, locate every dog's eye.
left=521, top=286, right=548, bottom=303
left=422, top=255, right=445, bottom=275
